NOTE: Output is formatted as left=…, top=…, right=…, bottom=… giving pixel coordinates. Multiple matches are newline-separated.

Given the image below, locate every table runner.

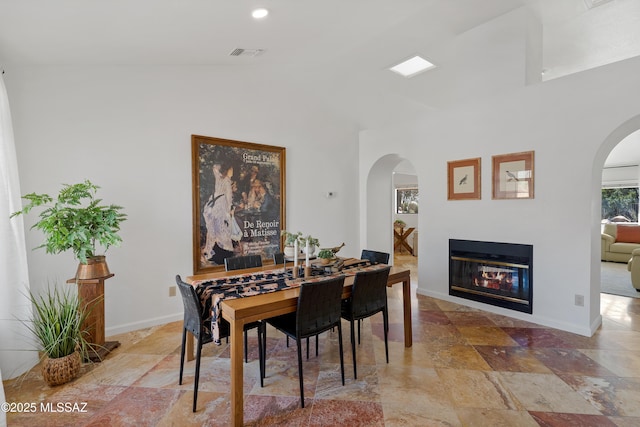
left=194, top=260, right=383, bottom=344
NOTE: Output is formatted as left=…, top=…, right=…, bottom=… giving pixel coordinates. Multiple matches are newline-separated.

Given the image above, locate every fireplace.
left=449, top=239, right=533, bottom=314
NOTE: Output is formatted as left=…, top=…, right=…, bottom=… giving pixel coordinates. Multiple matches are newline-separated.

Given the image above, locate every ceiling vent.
left=584, top=0, right=614, bottom=9
left=229, top=48, right=265, bottom=57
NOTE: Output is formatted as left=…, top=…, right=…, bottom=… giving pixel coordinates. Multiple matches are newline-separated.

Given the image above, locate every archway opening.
left=593, top=115, right=640, bottom=306
left=365, top=154, right=418, bottom=270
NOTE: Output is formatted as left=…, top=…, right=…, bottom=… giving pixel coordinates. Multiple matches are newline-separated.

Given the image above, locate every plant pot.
left=302, top=245, right=316, bottom=257
left=41, top=351, right=81, bottom=386
left=320, top=257, right=332, bottom=265
left=75, top=255, right=110, bottom=280
left=283, top=245, right=295, bottom=258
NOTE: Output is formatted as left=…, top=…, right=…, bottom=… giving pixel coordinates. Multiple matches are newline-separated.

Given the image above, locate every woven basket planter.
left=41, top=351, right=81, bottom=386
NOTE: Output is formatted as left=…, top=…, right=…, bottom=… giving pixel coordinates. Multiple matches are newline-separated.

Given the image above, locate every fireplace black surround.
left=449, top=239, right=533, bottom=314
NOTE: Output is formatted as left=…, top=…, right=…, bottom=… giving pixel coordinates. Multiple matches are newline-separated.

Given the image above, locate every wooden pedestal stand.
left=66, top=274, right=120, bottom=362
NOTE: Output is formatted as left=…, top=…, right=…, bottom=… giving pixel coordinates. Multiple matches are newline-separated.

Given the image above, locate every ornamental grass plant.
left=24, top=285, right=91, bottom=360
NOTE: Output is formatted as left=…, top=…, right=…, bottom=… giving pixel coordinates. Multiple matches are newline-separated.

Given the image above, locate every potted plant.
left=299, top=235, right=320, bottom=257
left=24, top=285, right=91, bottom=386
left=11, top=180, right=127, bottom=279
left=317, top=248, right=334, bottom=265
left=394, top=219, right=406, bottom=229
left=281, top=230, right=302, bottom=258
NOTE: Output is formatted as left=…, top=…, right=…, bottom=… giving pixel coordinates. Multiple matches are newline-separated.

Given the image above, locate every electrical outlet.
left=169, top=286, right=176, bottom=297
left=574, top=294, right=584, bottom=307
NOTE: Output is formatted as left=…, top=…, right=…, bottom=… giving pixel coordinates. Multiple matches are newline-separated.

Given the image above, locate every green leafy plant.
left=280, top=230, right=302, bottom=246
left=318, top=249, right=334, bottom=259
left=11, top=180, right=127, bottom=264
left=24, top=285, right=91, bottom=360
left=298, top=235, right=320, bottom=248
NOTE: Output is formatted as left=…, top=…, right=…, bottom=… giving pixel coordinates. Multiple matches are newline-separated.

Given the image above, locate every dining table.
left=184, top=259, right=412, bottom=427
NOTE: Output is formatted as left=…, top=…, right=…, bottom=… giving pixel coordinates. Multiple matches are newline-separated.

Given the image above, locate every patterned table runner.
left=194, top=260, right=384, bottom=344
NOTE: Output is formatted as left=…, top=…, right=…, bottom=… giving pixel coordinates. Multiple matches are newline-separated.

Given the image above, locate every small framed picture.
left=447, top=157, right=481, bottom=200
left=492, top=151, right=534, bottom=199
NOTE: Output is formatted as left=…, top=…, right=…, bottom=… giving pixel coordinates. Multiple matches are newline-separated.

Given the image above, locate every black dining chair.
left=341, top=266, right=391, bottom=379
left=224, top=254, right=263, bottom=271
left=360, top=249, right=390, bottom=265
left=262, top=275, right=346, bottom=408
left=176, top=275, right=264, bottom=412
left=224, top=254, right=264, bottom=362
left=273, top=252, right=285, bottom=265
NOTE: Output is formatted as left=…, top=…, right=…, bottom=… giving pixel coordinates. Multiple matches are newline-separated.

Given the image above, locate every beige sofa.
left=627, top=249, right=640, bottom=291
left=601, top=222, right=640, bottom=262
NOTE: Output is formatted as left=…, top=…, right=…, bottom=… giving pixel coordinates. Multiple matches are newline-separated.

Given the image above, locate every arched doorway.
left=592, top=115, right=640, bottom=303
left=364, top=154, right=418, bottom=266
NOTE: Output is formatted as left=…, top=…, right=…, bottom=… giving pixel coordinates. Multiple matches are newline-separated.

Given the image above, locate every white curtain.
left=0, top=70, right=38, bottom=380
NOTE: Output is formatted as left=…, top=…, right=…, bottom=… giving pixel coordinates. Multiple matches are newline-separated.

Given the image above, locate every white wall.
left=360, top=55, right=640, bottom=336
left=5, top=65, right=361, bottom=336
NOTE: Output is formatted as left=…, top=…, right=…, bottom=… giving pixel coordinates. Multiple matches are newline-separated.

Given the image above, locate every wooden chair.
left=176, top=275, right=264, bottom=411
left=341, top=266, right=391, bottom=379
left=262, top=276, right=346, bottom=407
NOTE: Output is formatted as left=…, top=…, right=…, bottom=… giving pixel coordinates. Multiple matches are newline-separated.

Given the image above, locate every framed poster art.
left=447, top=157, right=481, bottom=200
left=192, top=135, right=286, bottom=274
left=492, top=150, right=534, bottom=200
left=396, top=188, right=419, bottom=214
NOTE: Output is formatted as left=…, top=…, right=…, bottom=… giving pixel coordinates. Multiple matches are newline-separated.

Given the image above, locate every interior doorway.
left=594, top=116, right=640, bottom=303
left=364, top=155, right=418, bottom=269
left=393, top=161, right=418, bottom=266
left=600, top=128, right=640, bottom=298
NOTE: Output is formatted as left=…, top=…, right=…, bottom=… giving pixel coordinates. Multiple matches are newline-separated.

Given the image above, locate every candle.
left=294, top=240, right=298, bottom=269
left=305, top=240, right=310, bottom=266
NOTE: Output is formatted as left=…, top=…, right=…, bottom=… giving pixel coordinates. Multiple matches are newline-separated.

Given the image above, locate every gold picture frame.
left=192, top=135, right=286, bottom=274
left=447, top=157, right=481, bottom=200
left=492, top=150, right=534, bottom=199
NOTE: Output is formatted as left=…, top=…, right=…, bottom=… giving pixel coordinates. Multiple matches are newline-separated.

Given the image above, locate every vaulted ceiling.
left=1, top=0, right=639, bottom=141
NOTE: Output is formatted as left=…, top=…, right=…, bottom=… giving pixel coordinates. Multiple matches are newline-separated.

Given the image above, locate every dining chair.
left=354, top=250, right=390, bottom=342
left=360, top=249, right=390, bottom=265
left=176, top=275, right=264, bottom=412
left=223, top=254, right=264, bottom=362
left=341, top=266, right=391, bottom=379
left=262, top=275, right=346, bottom=408
left=273, top=252, right=285, bottom=265
left=224, top=254, right=263, bottom=271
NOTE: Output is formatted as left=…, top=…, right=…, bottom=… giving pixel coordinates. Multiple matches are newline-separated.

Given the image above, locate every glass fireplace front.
left=449, top=239, right=532, bottom=314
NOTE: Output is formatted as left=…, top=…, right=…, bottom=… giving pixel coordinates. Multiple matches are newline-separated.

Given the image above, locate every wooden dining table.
left=185, top=262, right=412, bottom=427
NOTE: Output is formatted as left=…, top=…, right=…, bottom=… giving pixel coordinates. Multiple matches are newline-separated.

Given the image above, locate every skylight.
left=389, top=56, right=435, bottom=78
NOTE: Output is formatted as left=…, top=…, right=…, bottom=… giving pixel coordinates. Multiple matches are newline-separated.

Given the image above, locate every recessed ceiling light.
left=252, top=8, right=269, bottom=19
left=389, top=55, right=435, bottom=78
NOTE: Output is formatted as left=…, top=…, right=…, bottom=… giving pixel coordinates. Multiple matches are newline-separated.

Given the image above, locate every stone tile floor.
left=4, top=255, right=640, bottom=426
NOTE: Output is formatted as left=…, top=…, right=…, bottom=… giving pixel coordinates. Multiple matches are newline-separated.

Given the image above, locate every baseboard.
left=105, top=312, right=182, bottom=337
left=416, top=288, right=597, bottom=337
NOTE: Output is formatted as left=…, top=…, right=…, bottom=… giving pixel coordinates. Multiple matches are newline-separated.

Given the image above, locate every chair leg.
left=337, top=323, right=345, bottom=385
left=257, top=324, right=264, bottom=387
left=261, top=322, right=267, bottom=381
left=296, top=337, right=305, bottom=408
left=193, top=337, right=203, bottom=412
left=179, top=329, right=187, bottom=385
left=350, top=318, right=357, bottom=379
left=357, top=319, right=361, bottom=344
left=306, top=336, right=310, bottom=359
left=383, top=307, right=389, bottom=364
left=244, top=330, right=248, bottom=363
left=315, top=334, right=319, bottom=357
